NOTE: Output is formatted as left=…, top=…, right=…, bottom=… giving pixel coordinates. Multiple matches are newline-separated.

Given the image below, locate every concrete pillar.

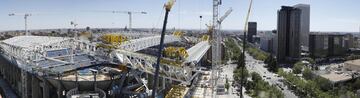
left=57, top=88, right=62, bottom=98
left=41, top=80, right=50, bottom=98
left=32, top=76, right=40, bottom=98
left=21, top=70, right=28, bottom=98
left=162, top=77, right=166, bottom=90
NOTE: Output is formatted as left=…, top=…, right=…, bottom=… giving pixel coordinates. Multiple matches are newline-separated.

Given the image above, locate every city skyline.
left=0, top=0, right=359, bottom=32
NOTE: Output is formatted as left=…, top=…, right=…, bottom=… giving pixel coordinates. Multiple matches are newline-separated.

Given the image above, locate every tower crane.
left=110, top=11, right=147, bottom=33
left=9, top=13, right=32, bottom=36
left=209, top=0, right=233, bottom=97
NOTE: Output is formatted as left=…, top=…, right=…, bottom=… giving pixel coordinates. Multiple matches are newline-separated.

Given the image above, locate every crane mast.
left=210, top=0, right=233, bottom=97
left=211, top=0, right=220, bottom=97
left=9, top=13, right=32, bottom=36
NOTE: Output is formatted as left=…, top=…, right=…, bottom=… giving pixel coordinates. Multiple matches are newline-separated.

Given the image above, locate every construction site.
left=0, top=0, right=236, bottom=98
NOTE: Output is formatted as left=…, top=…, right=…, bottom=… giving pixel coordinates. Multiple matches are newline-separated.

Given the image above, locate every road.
left=233, top=37, right=297, bottom=98
left=244, top=52, right=297, bottom=98
left=217, top=61, right=251, bottom=98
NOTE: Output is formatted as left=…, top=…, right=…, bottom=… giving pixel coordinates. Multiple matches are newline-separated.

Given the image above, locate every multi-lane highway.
left=244, top=52, right=297, bottom=98
left=233, top=37, right=297, bottom=98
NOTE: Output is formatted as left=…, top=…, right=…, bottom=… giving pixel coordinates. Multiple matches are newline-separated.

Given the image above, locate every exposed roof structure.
left=1, top=36, right=71, bottom=51
left=186, top=41, right=210, bottom=63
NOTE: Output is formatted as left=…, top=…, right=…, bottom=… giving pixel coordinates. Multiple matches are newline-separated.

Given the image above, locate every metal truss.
left=118, top=35, right=180, bottom=52
left=109, top=41, right=210, bottom=85
left=110, top=49, right=195, bottom=84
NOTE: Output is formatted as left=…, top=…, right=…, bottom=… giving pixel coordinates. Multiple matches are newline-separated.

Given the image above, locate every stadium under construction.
left=0, top=31, right=212, bottom=98
left=0, top=0, right=232, bottom=97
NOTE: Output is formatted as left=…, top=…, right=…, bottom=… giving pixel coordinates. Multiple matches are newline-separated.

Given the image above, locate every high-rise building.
left=309, top=33, right=351, bottom=58
left=247, top=22, right=257, bottom=43
left=260, top=31, right=276, bottom=53
left=293, top=4, right=310, bottom=47
left=277, top=6, right=301, bottom=62
left=272, top=30, right=278, bottom=56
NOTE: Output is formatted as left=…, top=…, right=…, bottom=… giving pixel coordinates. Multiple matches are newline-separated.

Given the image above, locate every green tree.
left=236, top=54, right=245, bottom=68
left=353, top=78, right=360, bottom=90
left=293, top=62, right=304, bottom=74
left=251, top=72, right=262, bottom=83
left=265, top=54, right=279, bottom=72
left=233, top=68, right=249, bottom=82
left=225, top=81, right=230, bottom=92
left=303, top=67, right=312, bottom=80
left=277, top=68, right=285, bottom=76
left=315, top=77, right=332, bottom=91
left=269, top=58, right=279, bottom=72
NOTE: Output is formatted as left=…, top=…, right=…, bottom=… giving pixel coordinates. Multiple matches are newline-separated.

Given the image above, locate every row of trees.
left=264, top=54, right=279, bottom=72
left=223, top=38, right=243, bottom=60
left=226, top=37, right=284, bottom=98
left=244, top=72, right=284, bottom=98
left=278, top=67, right=358, bottom=98
left=231, top=46, right=284, bottom=98
left=246, top=46, right=268, bottom=61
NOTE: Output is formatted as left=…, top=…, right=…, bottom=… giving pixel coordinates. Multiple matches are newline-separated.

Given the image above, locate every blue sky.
left=0, top=0, right=359, bottom=32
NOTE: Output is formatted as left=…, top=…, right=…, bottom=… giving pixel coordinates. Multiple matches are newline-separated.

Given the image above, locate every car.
left=263, top=75, right=266, bottom=78
left=266, top=77, right=271, bottom=79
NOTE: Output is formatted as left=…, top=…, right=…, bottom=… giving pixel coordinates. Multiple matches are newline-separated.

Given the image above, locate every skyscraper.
left=293, top=4, right=310, bottom=47
left=247, top=22, right=257, bottom=43
left=277, top=6, right=301, bottom=62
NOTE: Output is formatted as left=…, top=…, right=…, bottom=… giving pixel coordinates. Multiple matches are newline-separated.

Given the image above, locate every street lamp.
left=9, top=13, right=32, bottom=36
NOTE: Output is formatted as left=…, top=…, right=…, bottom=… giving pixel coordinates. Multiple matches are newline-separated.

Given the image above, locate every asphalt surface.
left=217, top=61, right=251, bottom=98
left=233, top=37, right=297, bottom=98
